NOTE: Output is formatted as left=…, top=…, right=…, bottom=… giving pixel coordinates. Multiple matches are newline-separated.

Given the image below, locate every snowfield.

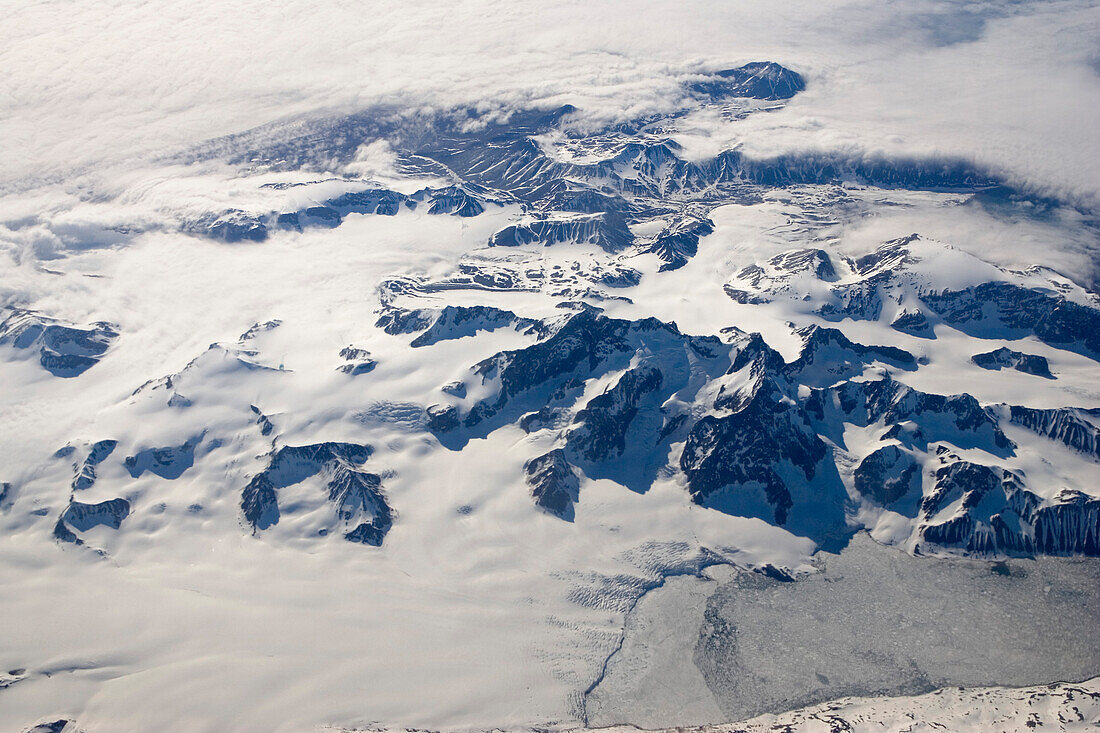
left=3, top=2, right=1100, bottom=731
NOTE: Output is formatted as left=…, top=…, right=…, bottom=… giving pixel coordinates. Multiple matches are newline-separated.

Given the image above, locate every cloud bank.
left=3, top=0, right=1100, bottom=208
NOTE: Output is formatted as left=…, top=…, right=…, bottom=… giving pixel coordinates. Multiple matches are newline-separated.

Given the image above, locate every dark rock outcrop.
left=1008, top=405, right=1100, bottom=460
left=568, top=364, right=664, bottom=463
left=242, top=473, right=279, bottom=530
left=854, top=445, right=921, bottom=510
left=184, top=210, right=267, bottom=242
left=646, top=217, right=715, bottom=271
left=805, top=376, right=1013, bottom=455
left=689, top=61, right=806, bottom=101
left=61, top=498, right=131, bottom=532
left=462, top=310, right=635, bottom=428
left=924, top=282, right=1100, bottom=360
left=918, top=461, right=1100, bottom=557
left=490, top=212, right=633, bottom=252
left=525, top=449, right=580, bottom=521
left=337, top=346, right=377, bottom=375
left=124, top=437, right=200, bottom=480
left=784, top=325, right=916, bottom=385
left=251, top=404, right=275, bottom=436
left=241, top=442, right=392, bottom=545
left=681, top=370, right=829, bottom=528
left=890, top=308, right=934, bottom=338
left=329, top=465, right=392, bottom=546
left=0, top=309, right=118, bottom=378
left=410, top=306, right=537, bottom=347
left=72, top=440, right=119, bottom=491
left=972, top=347, right=1054, bottom=378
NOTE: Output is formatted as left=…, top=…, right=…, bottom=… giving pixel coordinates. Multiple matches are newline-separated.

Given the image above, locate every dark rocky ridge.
left=1008, top=405, right=1100, bottom=461
left=917, top=459, right=1099, bottom=556
left=61, top=498, right=131, bottom=532
left=124, top=437, right=200, bottom=480
left=416, top=302, right=1100, bottom=556
left=854, top=445, right=921, bottom=510
left=185, top=185, right=491, bottom=242
left=972, top=347, right=1053, bottom=377
left=729, top=237, right=1100, bottom=364
left=925, top=282, right=1100, bottom=360
left=183, top=71, right=1032, bottom=282
left=525, top=449, right=580, bottom=520
left=689, top=61, right=806, bottom=101
left=0, top=308, right=118, bottom=378
left=71, top=440, right=118, bottom=491
left=241, top=442, right=393, bottom=546
left=337, top=346, right=377, bottom=375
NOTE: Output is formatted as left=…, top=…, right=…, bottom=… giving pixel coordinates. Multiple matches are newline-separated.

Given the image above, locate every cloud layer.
left=3, top=0, right=1100, bottom=209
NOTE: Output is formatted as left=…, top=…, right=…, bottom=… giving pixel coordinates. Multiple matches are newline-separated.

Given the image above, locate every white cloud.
left=3, top=0, right=1100, bottom=209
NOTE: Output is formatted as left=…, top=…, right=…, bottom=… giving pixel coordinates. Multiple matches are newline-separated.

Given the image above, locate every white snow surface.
left=3, top=4, right=1100, bottom=731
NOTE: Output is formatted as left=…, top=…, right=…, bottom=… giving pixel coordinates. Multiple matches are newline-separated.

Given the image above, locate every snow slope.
left=2, top=37, right=1099, bottom=733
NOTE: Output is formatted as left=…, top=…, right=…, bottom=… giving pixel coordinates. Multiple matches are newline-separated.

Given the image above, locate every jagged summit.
left=0, top=308, right=118, bottom=378
left=689, top=61, right=806, bottom=101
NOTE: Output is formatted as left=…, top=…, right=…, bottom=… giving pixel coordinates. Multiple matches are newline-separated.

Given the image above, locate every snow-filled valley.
left=3, top=5, right=1100, bottom=730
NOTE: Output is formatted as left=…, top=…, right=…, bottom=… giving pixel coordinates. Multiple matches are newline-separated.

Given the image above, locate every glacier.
left=2, top=9, right=1100, bottom=730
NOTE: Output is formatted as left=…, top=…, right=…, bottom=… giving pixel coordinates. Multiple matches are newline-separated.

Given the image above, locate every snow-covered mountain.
left=2, top=48, right=1098, bottom=733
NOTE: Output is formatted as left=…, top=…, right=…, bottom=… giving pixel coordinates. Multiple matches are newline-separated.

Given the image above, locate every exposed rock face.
left=422, top=186, right=484, bottom=217
left=241, top=442, right=392, bottom=545
left=377, top=305, right=537, bottom=347
left=324, top=187, right=408, bottom=216
left=251, top=405, right=275, bottom=436
left=184, top=210, right=268, bottom=242
left=490, top=212, right=633, bottom=252
left=854, top=445, right=921, bottom=510
left=337, top=346, right=376, bottom=375
left=1008, top=405, right=1100, bottom=460
left=525, top=449, right=580, bottom=521
left=23, top=719, right=78, bottom=733
left=60, top=498, right=131, bottom=532
left=16, top=88, right=1100, bottom=570
left=376, top=306, right=436, bottom=335
left=646, top=217, right=715, bottom=272
left=71, top=440, right=119, bottom=491
left=328, top=465, right=393, bottom=545
left=124, top=437, right=200, bottom=479
left=784, top=325, right=916, bottom=385
left=190, top=185, right=489, bottom=241
left=689, top=61, right=806, bottom=101
left=771, top=248, right=838, bottom=281
left=231, top=92, right=998, bottom=206
left=925, top=282, right=1100, bottom=359
left=0, top=309, right=118, bottom=377
left=917, top=460, right=1100, bottom=556
left=568, top=364, right=664, bottom=463
left=681, top=370, right=830, bottom=529
left=410, top=306, right=538, bottom=347
left=724, top=237, right=1100, bottom=368
left=890, top=308, right=934, bottom=337
left=805, top=375, right=1013, bottom=454
left=595, top=266, right=642, bottom=289
left=1027, top=490, right=1100, bottom=555
left=726, top=248, right=838, bottom=306
left=413, top=302, right=1100, bottom=556
left=425, top=404, right=460, bottom=432
left=242, top=473, right=279, bottom=530
left=462, top=310, right=636, bottom=428
left=972, top=347, right=1053, bottom=377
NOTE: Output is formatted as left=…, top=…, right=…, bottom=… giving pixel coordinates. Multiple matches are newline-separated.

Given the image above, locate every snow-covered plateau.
left=3, top=4, right=1100, bottom=730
